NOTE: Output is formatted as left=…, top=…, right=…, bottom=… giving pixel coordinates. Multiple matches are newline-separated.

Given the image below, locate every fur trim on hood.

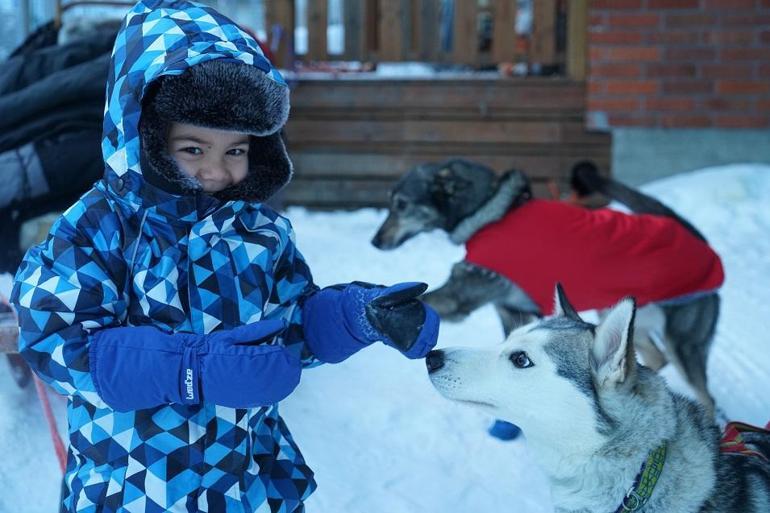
left=139, top=59, right=292, bottom=202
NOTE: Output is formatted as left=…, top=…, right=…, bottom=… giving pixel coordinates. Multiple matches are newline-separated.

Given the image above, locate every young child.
left=10, top=2, right=439, bottom=512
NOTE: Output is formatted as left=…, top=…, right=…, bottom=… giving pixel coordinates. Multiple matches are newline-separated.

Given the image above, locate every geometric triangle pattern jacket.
left=11, top=1, right=318, bottom=511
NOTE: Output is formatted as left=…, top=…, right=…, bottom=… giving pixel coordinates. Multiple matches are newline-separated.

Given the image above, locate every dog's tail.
left=570, top=161, right=707, bottom=242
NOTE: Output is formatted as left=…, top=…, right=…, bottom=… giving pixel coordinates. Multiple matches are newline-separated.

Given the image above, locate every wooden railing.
left=265, top=0, right=588, bottom=79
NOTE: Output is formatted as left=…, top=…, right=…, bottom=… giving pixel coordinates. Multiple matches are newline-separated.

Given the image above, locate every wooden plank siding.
left=566, top=0, right=588, bottom=80
left=452, top=0, right=477, bottom=65
left=306, top=0, right=328, bottom=61
left=415, top=0, right=442, bottom=62
left=281, top=78, right=611, bottom=209
left=531, top=0, right=557, bottom=69
left=492, top=0, right=517, bottom=64
left=265, top=0, right=295, bottom=69
left=378, top=0, right=405, bottom=61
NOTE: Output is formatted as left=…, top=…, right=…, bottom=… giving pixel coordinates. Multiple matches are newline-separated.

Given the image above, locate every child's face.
left=167, top=122, right=249, bottom=193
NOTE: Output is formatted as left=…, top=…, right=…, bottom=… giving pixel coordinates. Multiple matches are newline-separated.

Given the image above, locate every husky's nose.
left=425, top=350, right=445, bottom=373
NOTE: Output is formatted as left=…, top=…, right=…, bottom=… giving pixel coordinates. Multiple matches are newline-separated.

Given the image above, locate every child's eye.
left=180, top=147, right=203, bottom=155
left=228, top=148, right=247, bottom=156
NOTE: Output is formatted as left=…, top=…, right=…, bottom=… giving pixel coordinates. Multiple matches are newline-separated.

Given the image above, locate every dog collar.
left=613, top=443, right=667, bottom=513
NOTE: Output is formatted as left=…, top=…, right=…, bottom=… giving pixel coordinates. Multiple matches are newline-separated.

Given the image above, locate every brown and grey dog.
left=425, top=285, right=770, bottom=513
left=372, top=159, right=721, bottom=414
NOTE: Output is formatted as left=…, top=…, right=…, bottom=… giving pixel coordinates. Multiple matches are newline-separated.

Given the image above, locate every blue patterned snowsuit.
left=12, top=2, right=319, bottom=511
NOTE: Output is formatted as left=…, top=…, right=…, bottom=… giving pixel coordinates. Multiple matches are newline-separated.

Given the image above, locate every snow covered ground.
left=1, top=163, right=769, bottom=513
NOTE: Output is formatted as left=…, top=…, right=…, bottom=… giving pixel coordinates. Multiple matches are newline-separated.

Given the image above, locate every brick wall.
left=587, top=0, right=770, bottom=129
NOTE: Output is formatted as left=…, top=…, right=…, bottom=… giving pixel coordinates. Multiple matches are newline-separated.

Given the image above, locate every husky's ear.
left=592, top=298, right=637, bottom=387
left=553, top=283, right=583, bottom=322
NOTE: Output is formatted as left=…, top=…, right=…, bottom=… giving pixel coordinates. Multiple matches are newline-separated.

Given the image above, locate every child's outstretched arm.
left=264, top=214, right=438, bottom=366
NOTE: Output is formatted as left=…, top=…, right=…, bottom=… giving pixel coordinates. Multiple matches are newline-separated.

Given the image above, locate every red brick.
left=721, top=48, right=770, bottom=60
left=715, top=115, right=770, bottom=128
left=700, top=63, right=755, bottom=80
left=702, top=0, right=756, bottom=8
left=648, top=0, right=699, bottom=7
left=662, top=80, right=715, bottom=94
left=592, top=0, right=644, bottom=8
left=589, top=80, right=606, bottom=95
left=608, top=46, right=661, bottom=62
left=646, top=97, right=697, bottom=111
left=760, top=64, right=770, bottom=78
left=665, top=13, right=720, bottom=28
left=605, top=79, right=660, bottom=94
left=587, top=97, right=642, bottom=112
left=646, top=63, right=697, bottom=78
left=589, top=13, right=607, bottom=27
left=701, top=96, right=753, bottom=111
left=590, top=63, right=644, bottom=78
left=666, top=47, right=717, bottom=61
left=589, top=31, right=645, bottom=45
left=590, top=47, right=609, bottom=62
left=708, top=30, right=757, bottom=46
left=607, top=114, right=658, bottom=127
left=758, top=98, right=770, bottom=112
left=660, top=114, right=713, bottom=127
left=761, top=31, right=770, bottom=44
left=716, top=80, right=770, bottom=94
left=645, top=30, right=703, bottom=45
left=722, top=14, right=770, bottom=26
left=608, top=13, right=661, bottom=27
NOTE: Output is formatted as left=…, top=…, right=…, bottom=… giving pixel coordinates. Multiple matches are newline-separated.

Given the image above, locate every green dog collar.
left=614, top=443, right=668, bottom=512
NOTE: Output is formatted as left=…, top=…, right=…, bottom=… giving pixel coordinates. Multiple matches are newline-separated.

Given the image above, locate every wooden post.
left=378, top=0, right=404, bottom=61
left=265, top=0, right=296, bottom=69
left=531, top=0, right=557, bottom=69
left=416, top=0, right=441, bottom=62
left=567, top=0, right=588, bottom=80
left=343, top=0, right=364, bottom=61
left=307, top=0, right=328, bottom=61
left=491, top=0, right=517, bottom=64
left=452, top=0, right=477, bottom=65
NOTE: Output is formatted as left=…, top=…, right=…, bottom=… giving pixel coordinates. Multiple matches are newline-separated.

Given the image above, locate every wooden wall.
left=281, top=76, right=611, bottom=209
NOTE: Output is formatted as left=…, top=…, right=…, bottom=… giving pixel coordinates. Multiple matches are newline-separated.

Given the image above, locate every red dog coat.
left=465, top=200, right=724, bottom=315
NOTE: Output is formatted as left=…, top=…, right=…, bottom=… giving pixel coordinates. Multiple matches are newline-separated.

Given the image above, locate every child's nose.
left=199, top=157, right=228, bottom=180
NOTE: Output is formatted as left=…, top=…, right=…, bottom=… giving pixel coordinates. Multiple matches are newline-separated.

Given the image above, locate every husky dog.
left=372, top=159, right=722, bottom=414
left=426, top=285, right=770, bottom=513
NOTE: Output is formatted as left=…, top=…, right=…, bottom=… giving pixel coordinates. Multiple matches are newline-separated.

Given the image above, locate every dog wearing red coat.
left=372, top=160, right=723, bottom=415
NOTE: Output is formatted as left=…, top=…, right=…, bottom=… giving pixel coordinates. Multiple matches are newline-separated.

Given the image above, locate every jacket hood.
left=102, top=0, right=291, bottom=212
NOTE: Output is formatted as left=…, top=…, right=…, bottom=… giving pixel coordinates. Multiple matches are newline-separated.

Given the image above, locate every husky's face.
left=427, top=285, right=637, bottom=448
left=371, top=164, right=449, bottom=249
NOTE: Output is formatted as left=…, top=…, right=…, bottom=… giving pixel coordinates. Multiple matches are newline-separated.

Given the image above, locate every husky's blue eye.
left=510, top=351, right=533, bottom=369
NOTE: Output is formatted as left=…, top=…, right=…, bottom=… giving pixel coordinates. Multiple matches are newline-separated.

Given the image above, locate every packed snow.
left=1, top=163, right=769, bottom=513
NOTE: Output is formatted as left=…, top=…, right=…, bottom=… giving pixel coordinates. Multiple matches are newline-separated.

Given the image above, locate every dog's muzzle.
left=425, top=350, right=445, bottom=373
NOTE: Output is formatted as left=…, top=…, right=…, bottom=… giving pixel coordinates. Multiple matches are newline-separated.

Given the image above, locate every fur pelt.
left=139, top=60, right=293, bottom=202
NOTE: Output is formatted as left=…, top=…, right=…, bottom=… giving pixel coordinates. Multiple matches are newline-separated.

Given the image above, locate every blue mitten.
left=303, top=281, right=439, bottom=363
left=90, top=319, right=301, bottom=411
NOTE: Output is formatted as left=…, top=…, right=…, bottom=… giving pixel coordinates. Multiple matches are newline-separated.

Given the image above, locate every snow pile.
left=1, top=164, right=769, bottom=513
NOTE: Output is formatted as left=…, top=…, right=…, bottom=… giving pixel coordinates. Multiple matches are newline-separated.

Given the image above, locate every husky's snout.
left=425, top=350, right=445, bottom=373
left=371, top=213, right=402, bottom=250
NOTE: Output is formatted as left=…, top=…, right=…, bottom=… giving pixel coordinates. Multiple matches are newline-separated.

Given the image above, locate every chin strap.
left=613, top=443, right=667, bottom=513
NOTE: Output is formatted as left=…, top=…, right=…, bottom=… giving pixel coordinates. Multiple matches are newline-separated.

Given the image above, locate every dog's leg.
left=662, top=294, right=720, bottom=417
left=631, top=305, right=669, bottom=371
left=422, top=261, right=516, bottom=323
left=635, top=333, right=668, bottom=372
